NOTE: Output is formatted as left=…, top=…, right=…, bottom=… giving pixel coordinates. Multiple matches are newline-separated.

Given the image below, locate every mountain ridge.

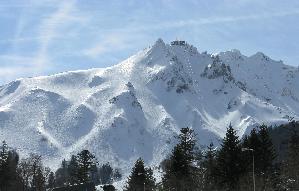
left=0, top=38, right=298, bottom=171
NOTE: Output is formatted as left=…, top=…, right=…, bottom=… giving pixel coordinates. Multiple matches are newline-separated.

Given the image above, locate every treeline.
left=0, top=145, right=121, bottom=191
left=54, top=150, right=121, bottom=187
left=124, top=122, right=299, bottom=191
left=0, top=142, right=52, bottom=191
left=1, top=121, right=299, bottom=191
left=270, top=121, right=299, bottom=161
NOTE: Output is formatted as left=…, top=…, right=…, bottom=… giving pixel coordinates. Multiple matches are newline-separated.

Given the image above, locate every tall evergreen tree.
left=216, top=124, right=243, bottom=191
left=68, top=155, right=79, bottom=184
left=0, top=141, right=8, bottom=162
left=17, top=158, right=33, bottom=191
left=242, top=128, right=262, bottom=173
left=239, top=128, right=263, bottom=191
left=15, top=154, right=49, bottom=191
left=258, top=124, right=276, bottom=174
left=162, top=127, right=200, bottom=190
left=124, top=158, right=156, bottom=191
left=32, top=167, right=46, bottom=191
left=55, top=159, right=69, bottom=186
left=7, top=150, right=20, bottom=191
left=47, top=172, right=55, bottom=189
left=284, top=129, right=299, bottom=190
left=0, top=141, right=20, bottom=191
left=90, top=164, right=100, bottom=185
left=99, top=163, right=113, bottom=184
left=202, top=142, right=217, bottom=191
left=76, top=150, right=96, bottom=183
left=240, top=134, right=251, bottom=170
left=113, top=168, right=122, bottom=181
left=0, top=141, right=9, bottom=191
left=257, top=124, right=276, bottom=190
left=240, top=125, right=277, bottom=190
left=30, top=154, right=47, bottom=191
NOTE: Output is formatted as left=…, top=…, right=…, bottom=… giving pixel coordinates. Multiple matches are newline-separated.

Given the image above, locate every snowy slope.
left=0, top=39, right=299, bottom=172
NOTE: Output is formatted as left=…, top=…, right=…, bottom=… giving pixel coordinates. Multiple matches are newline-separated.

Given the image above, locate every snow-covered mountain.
left=1, top=39, right=299, bottom=171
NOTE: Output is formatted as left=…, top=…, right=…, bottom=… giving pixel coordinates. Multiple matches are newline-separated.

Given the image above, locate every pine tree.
left=30, top=154, right=46, bottom=191
left=124, top=158, right=156, bottom=191
left=6, top=150, right=20, bottom=190
left=239, top=128, right=263, bottom=190
left=202, top=142, right=217, bottom=191
left=258, top=124, right=276, bottom=174
left=99, top=163, right=113, bottom=184
left=215, top=124, right=243, bottom=191
left=68, top=155, right=79, bottom=184
left=47, top=172, right=55, bottom=189
left=90, top=164, right=100, bottom=185
left=32, top=167, right=46, bottom=191
left=17, top=158, right=33, bottom=190
left=240, top=125, right=277, bottom=190
left=0, top=141, right=10, bottom=191
left=0, top=141, right=9, bottom=162
left=257, top=124, right=276, bottom=190
left=76, top=150, right=96, bottom=183
left=162, top=127, right=200, bottom=190
left=240, top=134, right=251, bottom=170
left=284, top=129, right=299, bottom=190
left=242, top=129, right=262, bottom=174
left=55, top=159, right=69, bottom=186
left=113, top=168, right=122, bottom=181
left=0, top=141, right=20, bottom=191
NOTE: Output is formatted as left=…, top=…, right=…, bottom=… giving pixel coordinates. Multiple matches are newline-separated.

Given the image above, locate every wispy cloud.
left=83, top=34, right=133, bottom=59
left=0, top=35, right=59, bottom=44
left=34, top=0, right=76, bottom=71
left=113, top=9, right=299, bottom=32
left=0, top=0, right=86, bottom=84
left=0, top=55, right=37, bottom=66
left=0, top=0, right=299, bottom=85
left=163, top=9, right=299, bottom=28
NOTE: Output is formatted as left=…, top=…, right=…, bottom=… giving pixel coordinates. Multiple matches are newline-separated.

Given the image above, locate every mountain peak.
left=218, top=49, right=245, bottom=61
left=250, top=51, right=270, bottom=61
left=153, top=38, right=166, bottom=48
left=230, top=49, right=242, bottom=55
left=1, top=38, right=299, bottom=172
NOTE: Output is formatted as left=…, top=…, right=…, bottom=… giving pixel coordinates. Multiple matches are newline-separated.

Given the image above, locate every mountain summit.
left=0, top=39, right=299, bottom=169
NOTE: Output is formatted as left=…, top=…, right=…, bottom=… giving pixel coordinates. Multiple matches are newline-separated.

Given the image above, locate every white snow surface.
left=0, top=39, right=299, bottom=174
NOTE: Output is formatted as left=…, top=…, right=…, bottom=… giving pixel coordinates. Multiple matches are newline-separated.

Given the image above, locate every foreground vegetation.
left=125, top=121, right=299, bottom=191
left=0, top=145, right=121, bottom=190
left=0, top=121, right=299, bottom=191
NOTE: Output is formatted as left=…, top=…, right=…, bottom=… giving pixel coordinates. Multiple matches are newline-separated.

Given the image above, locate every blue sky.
left=1, top=0, right=299, bottom=85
